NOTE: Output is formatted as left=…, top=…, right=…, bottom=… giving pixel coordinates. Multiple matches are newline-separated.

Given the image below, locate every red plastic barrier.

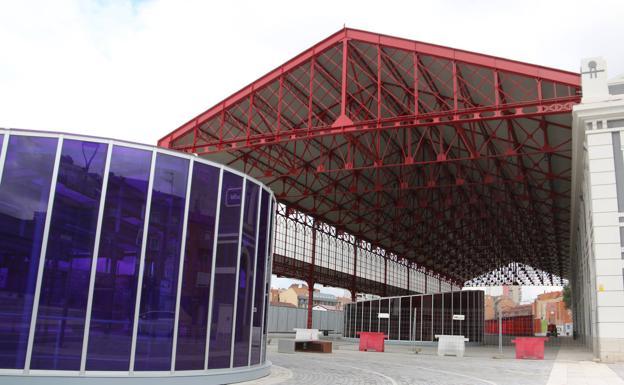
left=511, top=337, right=548, bottom=360
left=356, top=332, right=387, bottom=352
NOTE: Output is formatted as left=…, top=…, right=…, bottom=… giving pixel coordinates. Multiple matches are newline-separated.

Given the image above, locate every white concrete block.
left=588, top=144, right=615, bottom=160
left=596, top=275, right=624, bottom=291
left=590, top=171, right=617, bottom=186
left=598, top=307, right=624, bottom=323
left=594, top=243, right=622, bottom=259
left=597, top=322, right=624, bottom=339
left=595, top=259, right=624, bottom=276
left=592, top=198, right=619, bottom=213
left=591, top=184, right=617, bottom=199
left=590, top=158, right=615, bottom=173
left=587, top=132, right=613, bottom=146
left=592, top=212, right=619, bottom=227
left=597, top=291, right=624, bottom=307
left=593, top=226, right=621, bottom=244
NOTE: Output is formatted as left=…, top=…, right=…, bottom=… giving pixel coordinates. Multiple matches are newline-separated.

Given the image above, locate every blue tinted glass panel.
left=134, top=154, right=189, bottom=371
left=207, top=171, right=243, bottom=369
left=233, top=182, right=259, bottom=367
left=31, top=140, right=108, bottom=370
left=86, top=146, right=152, bottom=371
left=175, top=163, right=220, bottom=371
left=0, top=135, right=58, bottom=369
left=249, top=191, right=269, bottom=365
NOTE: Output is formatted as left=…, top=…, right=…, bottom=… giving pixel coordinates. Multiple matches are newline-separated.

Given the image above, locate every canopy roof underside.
left=159, top=28, right=581, bottom=286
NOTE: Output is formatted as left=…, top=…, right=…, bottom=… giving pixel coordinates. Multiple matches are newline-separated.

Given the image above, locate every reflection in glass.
left=0, top=135, right=58, bottom=369
left=86, top=146, right=152, bottom=371
left=175, top=163, right=220, bottom=370
left=250, top=191, right=269, bottom=365
left=31, top=140, right=107, bottom=370
left=134, top=154, right=189, bottom=371
left=233, top=182, right=259, bottom=367
left=207, top=172, right=243, bottom=369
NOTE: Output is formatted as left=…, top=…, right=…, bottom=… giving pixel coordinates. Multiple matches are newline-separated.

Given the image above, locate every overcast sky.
left=1, top=0, right=623, bottom=144
left=1, top=0, right=621, bottom=301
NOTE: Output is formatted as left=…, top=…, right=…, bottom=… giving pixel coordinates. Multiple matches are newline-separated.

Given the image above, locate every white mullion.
left=361, top=300, right=365, bottom=332
left=0, top=132, right=10, bottom=184
left=247, top=188, right=262, bottom=366
left=420, top=296, right=423, bottom=341
left=451, top=289, right=454, bottom=335
left=466, top=291, right=470, bottom=337
left=430, top=294, right=434, bottom=341
left=409, top=296, right=413, bottom=341
left=387, top=299, right=390, bottom=337
left=457, top=290, right=466, bottom=335
left=129, top=150, right=158, bottom=373
left=377, top=300, right=380, bottom=333
left=204, top=169, right=224, bottom=370
left=170, top=159, right=194, bottom=373
left=229, top=178, right=247, bottom=368
left=344, top=304, right=348, bottom=337
left=24, top=136, right=63, bottom=372
left=398, top=299, right=401, bottom=340
left=80, top=141, right=113, bottom=373
left=368, top=300, right=373, bottom=331
left=441, top=293, right=444, bottom=335
left=260, top=197, right=275, bottom=363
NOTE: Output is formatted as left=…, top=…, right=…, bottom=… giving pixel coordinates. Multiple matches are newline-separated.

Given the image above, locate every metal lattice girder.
left=159, top=28, right=581, bottom=285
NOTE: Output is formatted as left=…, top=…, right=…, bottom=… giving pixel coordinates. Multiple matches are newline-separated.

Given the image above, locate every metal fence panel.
left=267, top=306, right=344, bottom=334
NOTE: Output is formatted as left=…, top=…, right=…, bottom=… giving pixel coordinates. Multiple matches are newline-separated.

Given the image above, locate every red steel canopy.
left=159, top=28, right=580, bottom=286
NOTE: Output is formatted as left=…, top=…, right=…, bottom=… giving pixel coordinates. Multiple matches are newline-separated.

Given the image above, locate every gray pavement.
left=610, top=363, right=624, bottom=379
left=239, top=340, right=624, bottom=385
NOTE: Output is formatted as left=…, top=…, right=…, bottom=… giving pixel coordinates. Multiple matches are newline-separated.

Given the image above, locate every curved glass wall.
left=0, top=129, right=275, bottom=382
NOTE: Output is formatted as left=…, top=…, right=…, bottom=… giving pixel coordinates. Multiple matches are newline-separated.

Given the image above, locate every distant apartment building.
left=277, top=284, right=339, bottom=310
left=533, top=291, right=573, bottom=326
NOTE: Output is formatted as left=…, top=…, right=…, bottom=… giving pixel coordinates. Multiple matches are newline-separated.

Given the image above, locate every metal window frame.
left=246, top=187, right=263, bottom=365
left=24, top=136, right=63, bottom=372
left=0, top=128, right=270, bottom=192
left=377, top=300, right=380, bottom=333
left=368, top=299, right=372, bottom=332
left=80, top=141, right=114, bottom=373
left=128, top=150, right=157, bottom=373
left=229, top=178, right=248, bottom=368
left=204, top=168, right=224, bottom=370
left=409, top=296, right=414, bottom=341
left=398, top=298, right=401, bottom=340
left=354, top=301, right=358, bottom=335
left=170, top=159, right=194, bottom=372
left=0, top=132, right=10, bottom=184
left=361, top=299, right=365, bottom=333
left=441, top=292, right=444, bottom=335
left=387, top=299, right=390, bottom=337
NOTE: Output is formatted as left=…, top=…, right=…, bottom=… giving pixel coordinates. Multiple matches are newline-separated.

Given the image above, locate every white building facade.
left=571, top=57, right=624, bottom=362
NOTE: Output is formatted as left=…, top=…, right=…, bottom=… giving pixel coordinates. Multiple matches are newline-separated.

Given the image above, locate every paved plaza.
left=241, top=340, right=624, bottom=385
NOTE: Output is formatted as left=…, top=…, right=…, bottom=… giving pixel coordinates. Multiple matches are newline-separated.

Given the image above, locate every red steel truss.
left=159, top=28, right=580, bottom=289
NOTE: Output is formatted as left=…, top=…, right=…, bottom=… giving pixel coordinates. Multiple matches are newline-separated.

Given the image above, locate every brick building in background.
left=485, top=288, right=573, bottom=336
